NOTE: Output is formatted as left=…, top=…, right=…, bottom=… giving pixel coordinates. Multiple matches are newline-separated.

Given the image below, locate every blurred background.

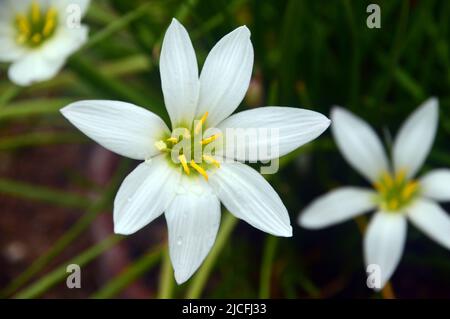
left=0, top=0, right=449, bottom=298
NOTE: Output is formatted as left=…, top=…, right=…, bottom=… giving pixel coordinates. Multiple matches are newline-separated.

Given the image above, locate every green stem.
left=82, top=2, right=155, bottom=51
left=0, top=132, right=86, bottom=151
left=0, top=98, right=73, bottom=121
left=91, top=246, right=163, bottom=299
left=0, top=178, right=90, bottom=209
left=14, top=235, right=123, bottom=299
left=157, top=247, right=174, bottom=299
left=1, top=160, right=130, bottom=297
left=259, top=236, right=278, bottom=298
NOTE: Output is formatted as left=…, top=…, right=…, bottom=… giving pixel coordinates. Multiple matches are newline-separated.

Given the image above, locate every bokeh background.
left=0, top=0, right=449, bottom=298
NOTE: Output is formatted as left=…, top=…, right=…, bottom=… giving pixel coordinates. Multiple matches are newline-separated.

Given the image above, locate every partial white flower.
left=61, top=18, right=330, bottom=284
left=299, top=98, right=450, bottom=289
left=0, top=0, right=90, bottom=86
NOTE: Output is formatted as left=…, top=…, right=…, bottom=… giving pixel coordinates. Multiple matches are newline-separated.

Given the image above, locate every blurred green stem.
left=91, top=246, right=163, bottom=299
left=1, top=159, right=130, bottom=297
left=0, top=178, right=90, bottom=209
left=259, top=236, right=278, bottom=298
left=14, top=235, right=123, bottom=299
left=157, top=247, right=174, bottom=299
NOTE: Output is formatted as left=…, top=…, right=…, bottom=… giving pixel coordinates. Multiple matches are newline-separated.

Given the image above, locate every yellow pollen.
left=388, top=199, right=398, bottom=210
left=166, top=137, right=178, bottom=144
left=16, top=15, right=30, bottom=36
left=190, top=160, right=208, bottom=181
left=203, top=155, right=220, bottom=168
left=395, top=169, right=406, bottom=184
left=155, top=140, right=167, bottom=151
left=31, top=1, right=41, bottom=23
left=179, top=155, right=190, bottom=175
left=31, top=33, right=42, bottom=44
left=201, top=133, right=221, bottom=145
left=381, top=171, right=393, bottom=188
left=194, top=112, right=208, bottom=135
left=402, top=181, right=418, bottom=200
left=43, top=9, right=57, bottom=36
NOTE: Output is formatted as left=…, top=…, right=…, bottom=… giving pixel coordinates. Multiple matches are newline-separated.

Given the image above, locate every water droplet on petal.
left=176, top=236, right=183, bottom=246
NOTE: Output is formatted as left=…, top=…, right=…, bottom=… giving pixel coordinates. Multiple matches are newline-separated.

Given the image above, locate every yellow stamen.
left=203, top=155, right=220, bottom=168
left=194, top=112, right=208, bottom=135
left=31, top=1, right=41, bottom=24
left=373, top=182, right=384, bottom=194
left=16, top=15, right=30, bottom=36
left=31, top=33, right=42, bottom=44
left=190, top=160, right=208, bottom=180
left=402, top=181, right=418, bottom=200
left=154, top=140, right=167, bottom=151
left=179, top=155, right=190, bottom=175
left=166, top=137, right=178, bottom=144
left=43, top=8, right=57, bottom=36
left=201, top=133, right=220, bottom=145
left=382, top=171, right=393, bottom=188
left=395, top=169, right=406, bottom=184
left=388, top=199, right=398, bottom=210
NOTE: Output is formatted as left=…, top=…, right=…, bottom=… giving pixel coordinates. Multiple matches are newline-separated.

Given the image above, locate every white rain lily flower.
left=0, top=0, right=90, bottom=86
left=61, top=18, right=330, bottom=284
left=299, top=97, right=450, bottom=289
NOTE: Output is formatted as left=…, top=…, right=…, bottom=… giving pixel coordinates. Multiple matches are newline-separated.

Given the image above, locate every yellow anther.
left=194, top=112, right=208, bottom=135
left=373, top=182, right=385, bottom=194
left=203, top=155, right=220, bottom=168
left=395, top=169, right=406, bottom=185
left=155, top=140, right=167, bottom=151
left=388, top=199, right=398, bottom=211
left=190, top=160, right=208, bottom=181
left=201, top=133, right=221, bottom=145
left=31, top=1, right=41, bottom=23
left=43, top=9, right=57, bottom=36
left=166, top=137, right=178, bottom=144
left=381, top=171, right=393, bottom=188
left=16, top=15, right=30, bottom=36
left=31, top=33, right=42, bottom=44
left=179, top=155, right=190, bottom=175
left=402, top=181, right=418, bottom=200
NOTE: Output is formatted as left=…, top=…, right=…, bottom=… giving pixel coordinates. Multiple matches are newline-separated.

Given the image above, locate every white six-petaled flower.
left=61, top=18, right=330, bottom=284
left=299, top=98, right=450, bottom=289
left=0, top=0, right=90, bottom=86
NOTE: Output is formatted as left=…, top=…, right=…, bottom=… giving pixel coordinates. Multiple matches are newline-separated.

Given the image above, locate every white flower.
left=299, top=98, right=450, bottom=289
left=61, top=18, right=330, bottom=284
left=0, top=0, right=90, bottom=86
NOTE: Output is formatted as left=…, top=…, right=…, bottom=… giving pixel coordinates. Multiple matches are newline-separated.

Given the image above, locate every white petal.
left=420, top=169, right=450, bottom=202
left=393, top=98, right=439, bottom=179
left=196, top=26, right=253, bottom=127
left=165, top=178, right=220, bottom=284
left=216, top=107, right=330, bottom=161
left=407, top=199, right=450, bottom=250
left=298, top=187, right=377, bottom=229
left=208, top=161, right=292, bottom=236
left=364, top=212, right=406, bottom=289
left=331, top=107, right=389, bottom=183
left=61, top=100, right=170, bottom=160
left=114, top=156, right=180, bottom=235
left=8, top=51, right=65, bottom=86
left=160, top=18, right=199, bottom=128
left=0, top=26, right=26, bottom=62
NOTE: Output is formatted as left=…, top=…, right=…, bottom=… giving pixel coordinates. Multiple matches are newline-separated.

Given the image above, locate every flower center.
left=155, top=112, right=221, bottom=181
left=374, top=170, right=420, bottom=212
left=14, top=1, right=58, bottom=47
